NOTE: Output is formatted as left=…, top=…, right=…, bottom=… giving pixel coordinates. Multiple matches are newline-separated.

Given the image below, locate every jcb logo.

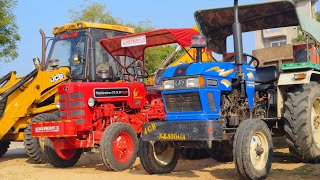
left=50, top=73, right=64, bottom=83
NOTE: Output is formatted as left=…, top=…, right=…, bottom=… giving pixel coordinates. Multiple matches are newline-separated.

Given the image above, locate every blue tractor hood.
left=162, top=62, right=238, bottom=79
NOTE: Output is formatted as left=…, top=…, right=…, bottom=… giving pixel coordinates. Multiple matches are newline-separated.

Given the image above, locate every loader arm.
left=0, top=68, right=69, bottom=140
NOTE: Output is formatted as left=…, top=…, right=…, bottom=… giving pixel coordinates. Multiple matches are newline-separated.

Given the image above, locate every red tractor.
left=31, top=28, right=200, bottom=171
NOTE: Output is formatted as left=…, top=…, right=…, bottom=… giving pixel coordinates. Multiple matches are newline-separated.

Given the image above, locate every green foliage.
left=69, top=2, right=120, bottom=25
left=69, top=1, right=179, bottom=73
left=292, top=34, right=306, bottom=44
left=0, top=0, right=20, bottom=62
left=292, top=12, right=320, bottom=44
left=145, top=45, right=184, bottom=74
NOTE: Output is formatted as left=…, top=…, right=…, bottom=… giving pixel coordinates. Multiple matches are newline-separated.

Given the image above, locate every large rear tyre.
left=100, top=122, right=138, bottom=171
left=284, top=82, right=320, bottom=163
left=0, top=141, right=10, bottom=157
left=44, top=138, right=81, bottom=168
left=139, top=140, right=179, bottom=174
left=233, top=119, right=273, bottom=180
left=24, top=113, right=59, bottom=164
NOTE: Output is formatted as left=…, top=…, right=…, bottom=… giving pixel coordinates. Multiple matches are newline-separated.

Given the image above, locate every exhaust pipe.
left=40, top=29, right=46, bottom=71
left=233, top=0, right=244, bottom=69
left=232, top=0, right=246, bottom=97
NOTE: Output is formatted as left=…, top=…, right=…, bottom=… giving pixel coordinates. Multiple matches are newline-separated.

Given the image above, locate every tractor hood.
left=162, top=62, right=238, bottom=79
left=194, top=0, right=320, bottom=54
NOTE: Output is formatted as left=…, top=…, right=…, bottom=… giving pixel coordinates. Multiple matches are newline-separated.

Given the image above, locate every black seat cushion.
left=256, top=66, right=279, bottom=83
left=255, top=84, right=274, bottom=92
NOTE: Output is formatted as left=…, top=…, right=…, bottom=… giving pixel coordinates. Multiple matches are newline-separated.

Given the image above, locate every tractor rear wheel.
left=0, top=141, right=10, bottom=157
left=44, top=138, right=81, bottom=168
left=24, top=113, right=59, bottom=164
left=233, top=119, right=273, bottom=180
left=284, top=82, right=320, bottom=162
left=139, top=140, right=179, bottom=174
left=100, top=122, right=138, bottom=171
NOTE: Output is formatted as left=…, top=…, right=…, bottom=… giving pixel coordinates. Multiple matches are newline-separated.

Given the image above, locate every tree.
left=292, top=12, right=320, bottom=44
left=69, top=1, right=180, bottom=73
left=0, top=0, right=20, bottom=62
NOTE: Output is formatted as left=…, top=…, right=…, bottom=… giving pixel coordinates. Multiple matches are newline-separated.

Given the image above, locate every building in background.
left=255, top=0, right=317, bottom=49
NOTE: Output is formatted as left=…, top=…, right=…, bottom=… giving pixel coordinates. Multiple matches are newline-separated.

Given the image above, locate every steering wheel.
left=124, top=66, right=149, bottom=79
left=224, top=53, right=260, bottom=68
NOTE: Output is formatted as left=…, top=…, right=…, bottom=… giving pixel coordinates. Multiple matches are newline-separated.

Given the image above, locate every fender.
left=277, top=70, right=320, bottom=118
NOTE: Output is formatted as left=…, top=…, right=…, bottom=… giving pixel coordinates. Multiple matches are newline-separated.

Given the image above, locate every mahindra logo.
left=175, top=79, right=185, bottom=87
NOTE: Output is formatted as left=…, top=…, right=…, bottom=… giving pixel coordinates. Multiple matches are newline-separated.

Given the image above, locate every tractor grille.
left=164, top=92, right=202, bottom=112
left=59, top=92, right=85, bottom=124
left=0, top=98, right=7, bottom=117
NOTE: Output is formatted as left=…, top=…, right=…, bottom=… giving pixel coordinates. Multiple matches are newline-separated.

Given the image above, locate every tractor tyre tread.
left=284, top=82, right=320, bottom=163
left=234, top=119, right=273, bottom=180
left=23, top=112, right=59, bottom=164
left=0, top=141, right=10, bottom=157
left=139, top=140, right=180, bottom=175
left=100, top=122, right=139, bottom=171
left=44, top=138, right=81, bottom=168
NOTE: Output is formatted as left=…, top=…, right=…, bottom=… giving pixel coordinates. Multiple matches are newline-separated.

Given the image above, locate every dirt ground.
left=0, top=142, right=320, bottom=180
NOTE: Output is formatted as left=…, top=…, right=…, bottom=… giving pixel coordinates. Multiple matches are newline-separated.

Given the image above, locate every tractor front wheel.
left=0, top=141, right=10, bottom=157
left=139, top=140, right=179, bottom=174
left=100, top=122, right=139, bottom=171
left=233, top=119, right=273, bottom=180
left=44, top=138, right=81, bottom=168
left=24, top=113, right=59, bottom=164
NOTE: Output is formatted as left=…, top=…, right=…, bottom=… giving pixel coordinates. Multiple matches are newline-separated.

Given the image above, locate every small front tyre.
left=0, top=141, right=10, bottom=157
left=233, top=119, right=273, bottom=180
left=139, top=140, right=180, bottom=174
left=44, top=138, right=82, bottom=168
left=100, top=122, right=139, bottom=171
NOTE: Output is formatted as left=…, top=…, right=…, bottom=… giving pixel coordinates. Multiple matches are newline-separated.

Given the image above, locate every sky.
left=0, top=0, right=317, bottom=76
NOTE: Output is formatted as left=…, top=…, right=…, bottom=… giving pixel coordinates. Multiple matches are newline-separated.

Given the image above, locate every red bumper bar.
left=32, top=120, right=77, bottom=138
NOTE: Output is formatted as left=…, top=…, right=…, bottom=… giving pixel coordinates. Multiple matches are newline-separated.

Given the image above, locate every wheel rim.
left=249, top=132, right=269, bottom=171
left=311, top=97, right=320, bottom=149
left=112, top=132, right=134, bottom=163
left=152, top=142, right=175, bottom=165
left=55, top=148, right=77, bottom=160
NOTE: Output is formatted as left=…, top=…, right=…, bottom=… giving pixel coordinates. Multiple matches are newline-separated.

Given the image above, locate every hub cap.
left=250, top=132, right=269, bottom=170
left=311, top=98, right=320, bottom=149
left=112, top=132, right=134, bottom=163
left=152, top=142, right=175, bottom=165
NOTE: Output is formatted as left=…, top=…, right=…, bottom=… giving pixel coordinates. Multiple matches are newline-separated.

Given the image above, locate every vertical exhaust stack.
left=191, top=35, right=207, bottom=63
left=233, top=0, right=244, bottom=74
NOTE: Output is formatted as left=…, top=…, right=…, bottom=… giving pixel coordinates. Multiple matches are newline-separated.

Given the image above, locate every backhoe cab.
left=0, top=21, right=134, bottom=163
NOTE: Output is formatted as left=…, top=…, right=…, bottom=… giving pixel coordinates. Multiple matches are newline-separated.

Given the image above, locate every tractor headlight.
left=88, top=97, right=97, bottom=107
left=163, top=80, right=174, bottom=90
left=187, top=77, right=205, bottom=88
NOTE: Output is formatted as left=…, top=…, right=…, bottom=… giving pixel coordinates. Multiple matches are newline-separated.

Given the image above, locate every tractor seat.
left=255, top=66, right=279, bottom=83
left=255, top=84, right=275, bottom=92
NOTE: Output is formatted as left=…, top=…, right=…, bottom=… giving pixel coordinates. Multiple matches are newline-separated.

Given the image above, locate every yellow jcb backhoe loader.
left=0, top=21, right=134, bottom=163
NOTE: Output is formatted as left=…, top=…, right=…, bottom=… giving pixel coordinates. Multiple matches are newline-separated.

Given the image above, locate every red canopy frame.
left=100, top=28, right=199, bottom=61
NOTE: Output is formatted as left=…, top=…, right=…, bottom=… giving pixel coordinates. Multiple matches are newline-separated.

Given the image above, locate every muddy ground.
left=0, top=142, right=320, bottom=180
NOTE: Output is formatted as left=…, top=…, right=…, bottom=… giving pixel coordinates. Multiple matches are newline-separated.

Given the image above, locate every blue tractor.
left=140, top=0, right=320, bottom=179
